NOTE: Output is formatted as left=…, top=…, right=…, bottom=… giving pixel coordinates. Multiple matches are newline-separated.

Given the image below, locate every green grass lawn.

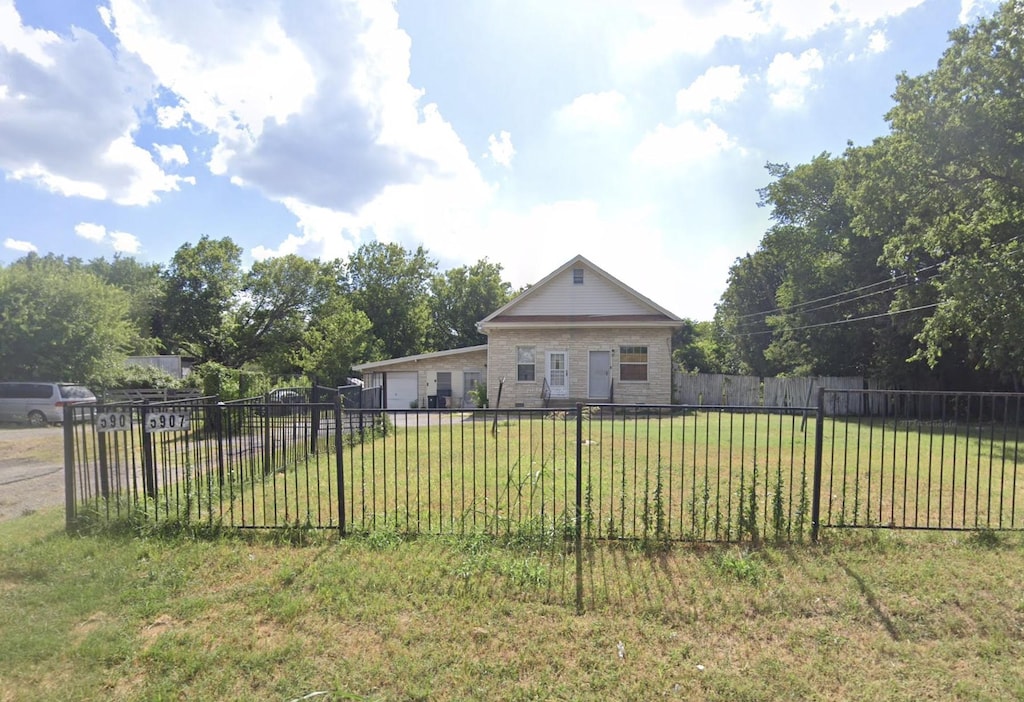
left=2, top=507, right=1023, bottom=701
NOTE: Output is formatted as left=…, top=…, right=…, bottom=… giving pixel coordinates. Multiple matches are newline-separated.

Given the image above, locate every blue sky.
left=0, top=0, right=1003, bottom=320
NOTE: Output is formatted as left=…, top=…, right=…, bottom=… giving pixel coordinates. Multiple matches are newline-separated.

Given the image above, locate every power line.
left=731, top=263, right=942, bottom=324
left=732, top=303, right=940, bottom=338
left=731, top=278, right=920, bottom=331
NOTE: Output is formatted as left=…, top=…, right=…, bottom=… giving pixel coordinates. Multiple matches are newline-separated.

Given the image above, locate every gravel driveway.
left=0, top=426, right=66, bottom=522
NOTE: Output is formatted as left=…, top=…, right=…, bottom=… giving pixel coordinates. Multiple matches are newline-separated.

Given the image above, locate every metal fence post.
left=811, top=387, right=825, bottom=542
left=63, top=404, right=76, bottom=532
left=575, top=402, right=584, bottom=614
left=141, top=403, right=157, bottom=500
left=335, top=394, right=346, bottom=537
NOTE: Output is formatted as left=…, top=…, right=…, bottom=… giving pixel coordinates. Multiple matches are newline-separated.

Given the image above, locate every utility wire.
left=731, top=261, right=943, bottom=323
left=732, top=303, right=940, bottom=338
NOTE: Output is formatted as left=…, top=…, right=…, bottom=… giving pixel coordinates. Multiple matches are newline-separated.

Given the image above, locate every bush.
left=95, top=362, right=182, bottom=392
left=469, top=381, right=488, bottom=408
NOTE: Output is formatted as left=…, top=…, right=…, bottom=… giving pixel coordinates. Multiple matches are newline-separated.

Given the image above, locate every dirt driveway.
left=0, top=425, right=65, bottom=522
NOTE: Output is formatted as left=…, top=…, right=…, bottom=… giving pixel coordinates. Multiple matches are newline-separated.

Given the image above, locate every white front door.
left=546, top=351, right=568, bottom=397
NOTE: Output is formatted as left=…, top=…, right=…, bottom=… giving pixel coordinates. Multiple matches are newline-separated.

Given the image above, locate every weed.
left=738, top=461, right=760, bottom=544
left=714, top=548, right=768, bottom=584
left=967, top=529, right=1002, bottom=549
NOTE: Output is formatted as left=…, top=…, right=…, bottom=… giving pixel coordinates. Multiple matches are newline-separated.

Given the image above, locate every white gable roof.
left=479, top=254, right=681, bottom=329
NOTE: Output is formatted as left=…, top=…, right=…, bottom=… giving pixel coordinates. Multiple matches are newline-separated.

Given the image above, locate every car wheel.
left=28, top=410, right=48, bottom=427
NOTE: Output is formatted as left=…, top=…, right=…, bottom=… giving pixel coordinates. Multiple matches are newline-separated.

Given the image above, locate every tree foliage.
left=715, top=1, right=1024, bottom=388
left=291, top=294, right=378, bottom=386
left=0, top=254, right=134, bottom=384
left=228, top=255, right=344, bottom=374
left=161, top=235, right=243, bottom=361
left=347, top=242, right=436, bottom=359
left=429, top=258, right=513, bottom=350
left=86, top=254, right=166, bottom=354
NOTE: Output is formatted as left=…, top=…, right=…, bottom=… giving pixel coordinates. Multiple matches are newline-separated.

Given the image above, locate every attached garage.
left=384, top=371, right=418, bottom=409
left=352, top=345, right=489, bottom=410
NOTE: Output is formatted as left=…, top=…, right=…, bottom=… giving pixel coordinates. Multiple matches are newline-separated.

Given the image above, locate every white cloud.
left=73, top=222, right=140, bottom=253
left=3, top=237, right=37, bottom=253
left=616, top=0, right=928, bottom=72
left=836, top=0, right=928, bottom=26
left=958, top=0, right=1001, bottom=24
left=108, top=230, right=141, bottom=253
left=632, top=120, right=740, bottom=168
left=486, top=131, right=515, bottom=168
left=105, top=0, right=486, bottom=223
left=74, top=222, right=107, bottom=242
left=556, top=91, right=628, bottom=130
left=154, top=143, right=189, bottom=166
left=0, top=0, right=60, bottom=67
left=0, top=4, right=191, bottom=206
left=676, top=65, right=748, bottom=115
left=866, top=30, right=889, bottom=54
left=766, top=49, right=824, bottom=109
left=156, top=104, right=186, bottom=129
left=619, top=1, right=766, bottom=70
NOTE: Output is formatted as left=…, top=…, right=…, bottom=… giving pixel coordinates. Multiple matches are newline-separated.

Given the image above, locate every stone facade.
left=485, top=327, right=673, bottom=408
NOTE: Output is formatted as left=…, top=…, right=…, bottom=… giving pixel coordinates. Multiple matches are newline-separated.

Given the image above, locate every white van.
left=0, top=382, right=96, bottom=426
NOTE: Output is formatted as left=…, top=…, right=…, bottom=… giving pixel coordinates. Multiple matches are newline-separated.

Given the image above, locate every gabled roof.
left=478, top=254, right=682, bottom=330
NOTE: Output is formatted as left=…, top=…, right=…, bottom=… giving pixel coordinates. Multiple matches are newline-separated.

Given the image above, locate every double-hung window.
left=619, top=345, right=648, bottom=381
left=517, top=346, right=536, bottom=381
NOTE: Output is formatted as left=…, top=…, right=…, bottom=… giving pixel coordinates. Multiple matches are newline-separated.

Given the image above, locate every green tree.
left=161, top=236, right=243, bottom=362
left=292, top=294, right=378, bottom=385
left=429, top=259, right=512, bottom=350
left=228, top=255, right=343, bottom=374
left=715, top=247, right=786, bottom=376
left=86, top=254, right=166, bottom=354
left=672, top=320, right=728, bottom=374
left=872, top=0, right=1024, bottom=385
left=0, top=255, right=134, bottom=383
left=347, top=242, right=435, bottom=359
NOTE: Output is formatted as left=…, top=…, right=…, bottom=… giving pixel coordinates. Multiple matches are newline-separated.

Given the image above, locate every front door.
left=589, top=350, right=611, bottom=400
left=546, top=351, right=568, bottom=397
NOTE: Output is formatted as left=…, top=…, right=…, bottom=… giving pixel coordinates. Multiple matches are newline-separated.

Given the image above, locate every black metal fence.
left=65, top=390, right=1024, bottom=540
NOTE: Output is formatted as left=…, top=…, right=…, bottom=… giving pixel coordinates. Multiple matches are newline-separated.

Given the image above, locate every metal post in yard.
left=310, top=383, right=320, bottom=454
left=216, top=403, right=225, bottom=485
left=263, top=392, right=272, bottom=475
left=575, top=402, right=585, bottom=614
left=811, top=387, right=825, bottom=542
left=63, top=404, right=76, bottom=532
left=141, top=404, right=157, bottom=500
left=97, top=426, right=110, bottom=499
left=335, top=394, right=346, bottom=536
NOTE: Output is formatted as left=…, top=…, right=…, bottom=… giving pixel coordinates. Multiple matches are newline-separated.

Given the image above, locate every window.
left=619, top=345, right=648, bottom=381
left=572, top=268, right=584, bottom=284
left=517, top=346, right=536, bottom=381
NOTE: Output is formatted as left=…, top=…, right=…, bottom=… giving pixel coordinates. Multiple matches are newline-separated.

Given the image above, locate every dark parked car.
left=264, top=389, right=303, bottom=416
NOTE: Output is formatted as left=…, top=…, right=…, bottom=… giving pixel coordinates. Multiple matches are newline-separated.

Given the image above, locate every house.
left=353, top=255, right=683, bottom=409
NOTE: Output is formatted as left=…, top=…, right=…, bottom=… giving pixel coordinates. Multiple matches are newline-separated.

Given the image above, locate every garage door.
left=385, top=372, right=418, bottom=409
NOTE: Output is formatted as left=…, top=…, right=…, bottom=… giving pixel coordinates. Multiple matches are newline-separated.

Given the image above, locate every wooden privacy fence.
left=673, top=373, right=887, bottom=415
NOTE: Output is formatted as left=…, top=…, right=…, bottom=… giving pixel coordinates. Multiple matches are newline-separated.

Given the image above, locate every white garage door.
left=386, top=372, right=418, bottom=409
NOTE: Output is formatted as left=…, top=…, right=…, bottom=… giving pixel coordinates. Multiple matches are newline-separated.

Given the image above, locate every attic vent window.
left=572, top=268, right=584, bottom=284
